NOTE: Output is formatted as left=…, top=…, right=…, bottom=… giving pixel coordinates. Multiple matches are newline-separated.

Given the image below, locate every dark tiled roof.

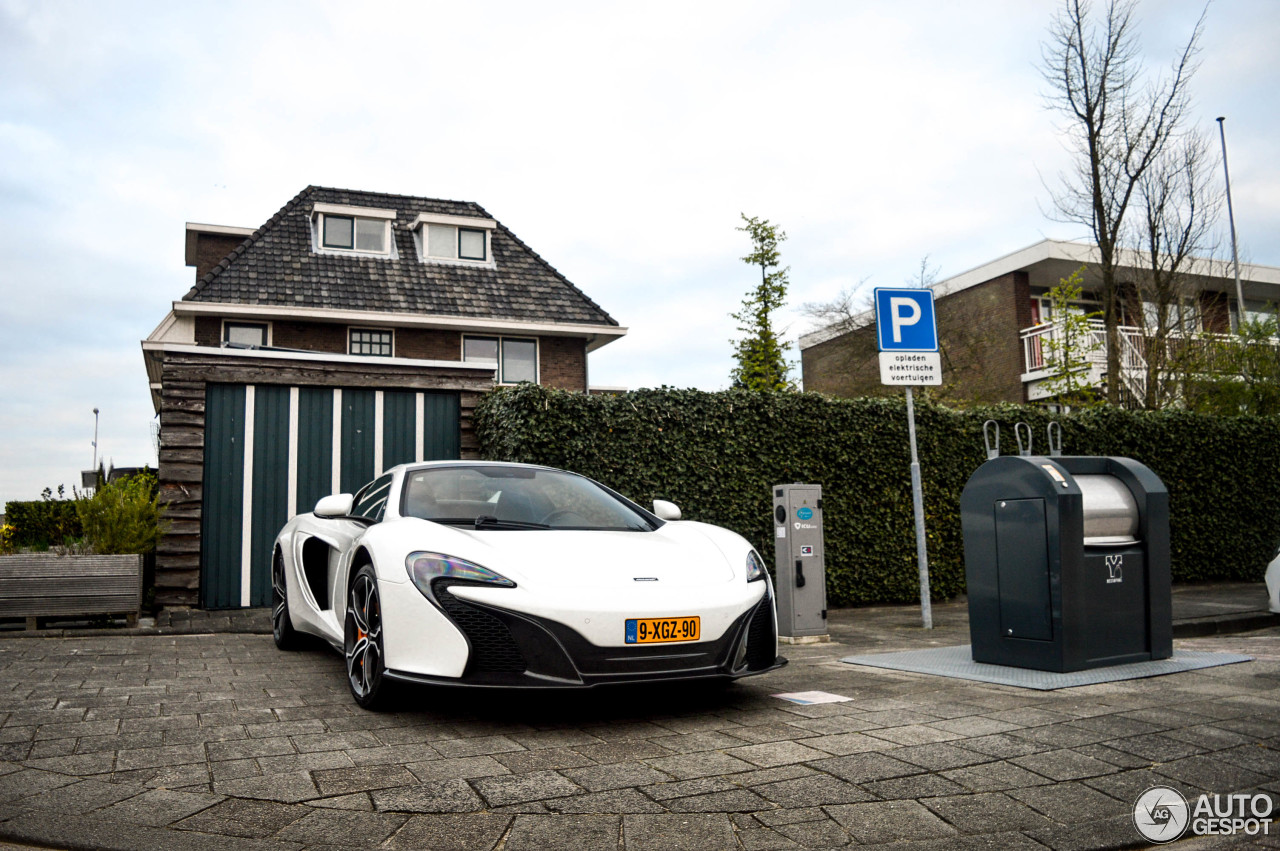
left=184, top=186, right=617, bottom=327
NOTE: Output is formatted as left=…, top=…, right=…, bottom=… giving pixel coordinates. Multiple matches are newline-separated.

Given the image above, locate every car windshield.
left=400, top=465, right=655, bottom=531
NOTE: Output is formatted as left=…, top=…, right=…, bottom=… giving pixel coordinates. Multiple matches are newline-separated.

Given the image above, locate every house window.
left=464, top=335, right=537, bottom=384
left=1141, top=300, right=1201, bottom=335
left=1036, top=295, right=1101, bottom=324
left=322, top=215, right=389, bottom=253
left=414, top=213, right=496, bottom=265
left=1232, top=298, right=1276, bottom=330
left=350, top=328, right=393, bottom=357
left=224, top=322, right=268, bottom=346
left=426, top=225, right=487, bottom=261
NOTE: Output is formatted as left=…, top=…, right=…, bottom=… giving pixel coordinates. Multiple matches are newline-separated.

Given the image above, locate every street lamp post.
left=1216, top=117, right=1246, bottom=325
left=92, top=407, right=100, bottom=473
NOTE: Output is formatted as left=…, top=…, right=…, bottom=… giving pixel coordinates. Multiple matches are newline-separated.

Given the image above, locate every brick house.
left=800, top=239, right=1280, bottom=406
left=143, top=186, right=625, bottom=608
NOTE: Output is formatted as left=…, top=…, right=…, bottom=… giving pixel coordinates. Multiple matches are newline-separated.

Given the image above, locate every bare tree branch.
left=1041, top=0, right=1206, bottom=405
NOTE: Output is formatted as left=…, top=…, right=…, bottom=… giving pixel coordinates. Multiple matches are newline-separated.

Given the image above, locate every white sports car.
left=272, top=461, right=785, bottom=709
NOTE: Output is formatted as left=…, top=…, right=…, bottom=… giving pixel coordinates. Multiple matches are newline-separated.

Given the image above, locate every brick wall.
left=935, top=271, right=1030, bottom=404
left=801, top=272, right=1031, bottom=404
left=539, top=337, right=587, bottom=391
left=194, top=316, right=220, bottom=347
left=194, top=233, right=249, bottom=281
left=189, top=315, right=588, bottom=391
left=397, top=328, right=462, bottom=360
left=272, top=321, right=347, bottom=353
left=801, top=326, right=885, bottom=399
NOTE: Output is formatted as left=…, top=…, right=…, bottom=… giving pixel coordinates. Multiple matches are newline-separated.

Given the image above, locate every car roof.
left=388, top=460, right=558, bottom=477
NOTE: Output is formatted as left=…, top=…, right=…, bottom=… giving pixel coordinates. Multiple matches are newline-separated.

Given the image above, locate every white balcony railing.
left=1020, top=319, right=1271, bottom=405
left=1020, top=319, right=1147, bottom=402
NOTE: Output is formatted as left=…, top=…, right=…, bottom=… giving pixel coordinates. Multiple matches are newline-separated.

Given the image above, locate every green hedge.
left=475, top=385, right=1280, bottom=606
left=4, top=498, right=83, bottom=547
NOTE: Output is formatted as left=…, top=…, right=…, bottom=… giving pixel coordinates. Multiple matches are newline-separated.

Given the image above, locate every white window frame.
left=462, top=334, right=539, bottom=385
left=312, top=203, right=396, bottom=257
left=349, top=327, right=395, bottom=358
left=414, top=212, right=497, bottom=269
left=1230, top=297, right=1277, bottom=331
left=221, top=319, right=272, bottom=347
left=1034, top=294, right=1102, bottom=324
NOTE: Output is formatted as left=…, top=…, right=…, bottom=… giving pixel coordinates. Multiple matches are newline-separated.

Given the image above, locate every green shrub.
left=75, top=471, right=168, bottom=555
left=475, top=385, right=1280, bottom=605
left=5, top=488, right=82, bottom=547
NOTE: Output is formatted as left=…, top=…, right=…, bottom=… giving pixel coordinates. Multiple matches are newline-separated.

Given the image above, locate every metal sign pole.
left=873, top=288, right=939, bottom=631
left=904, top=386, right=932, bottom=629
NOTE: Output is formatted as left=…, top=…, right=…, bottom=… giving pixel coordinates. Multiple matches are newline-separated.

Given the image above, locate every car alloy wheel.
left=271, top=548, right=301, bottom=650
left=345, top=565, right=393, bottom=710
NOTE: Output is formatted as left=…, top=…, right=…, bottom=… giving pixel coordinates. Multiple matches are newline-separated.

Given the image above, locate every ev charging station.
left=773, top=484, right=828, bottom=643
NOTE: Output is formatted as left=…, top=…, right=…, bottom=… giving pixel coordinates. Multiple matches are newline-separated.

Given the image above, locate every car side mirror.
left=653, top=500, right=681, bottom=521
left=314, top=493, right=354, bottom=518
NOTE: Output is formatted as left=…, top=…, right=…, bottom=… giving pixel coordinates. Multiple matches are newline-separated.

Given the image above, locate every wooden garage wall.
left=155, top=351, right=491, bottom=608
left=200, top=384, right=461, bottom=609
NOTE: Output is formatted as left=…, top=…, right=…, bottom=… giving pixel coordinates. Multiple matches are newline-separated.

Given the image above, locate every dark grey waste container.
left=960, top=455, right=1172, bottom=672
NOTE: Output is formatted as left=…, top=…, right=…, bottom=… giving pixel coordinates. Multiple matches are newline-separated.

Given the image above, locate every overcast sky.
left=1, top=0, right=1276, bottom=504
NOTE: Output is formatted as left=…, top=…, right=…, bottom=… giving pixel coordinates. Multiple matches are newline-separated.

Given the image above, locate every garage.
left=144, top=345, right=494, bottom=609
left=201, top=383, right=462, bottom=608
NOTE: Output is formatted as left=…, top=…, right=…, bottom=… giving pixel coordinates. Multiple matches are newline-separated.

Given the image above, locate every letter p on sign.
left=888, top=298, right=921, bottom=343
left=875, top=288, right=939, bottom=352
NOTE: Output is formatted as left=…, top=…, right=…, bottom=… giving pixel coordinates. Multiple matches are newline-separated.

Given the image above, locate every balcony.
left=1019, top=319, right=1256, bottom=405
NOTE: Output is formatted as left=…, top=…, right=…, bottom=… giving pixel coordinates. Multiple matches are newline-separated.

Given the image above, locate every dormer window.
left=427, top=225, right=487, bottom=261
left=414, top=213, right=497, bottom=267
left=312, top=203, right=396, bottom=257
left=323, top=216, right=387, bottom=252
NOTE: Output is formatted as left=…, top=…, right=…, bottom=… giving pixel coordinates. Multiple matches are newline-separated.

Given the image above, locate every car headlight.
left=746, top=550, right=767, bottom=582
left=405, top=552, right=516, bottom=602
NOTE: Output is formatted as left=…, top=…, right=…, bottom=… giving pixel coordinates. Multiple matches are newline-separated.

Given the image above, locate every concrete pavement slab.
left=95, top=787, right=225, bottom=826
left=383, top=813, right=510, bottom=851
left=274, top=808, right=408, bottom=846
left=172, top=796, right=309, bottom=838
left=825, top=799, right=958, bottom=844
left=370, top=779, right=486, bottom=813
left=503, top=813, right=619, bottom=850
left=622, top=813, right=737, bottom=851
left=551, top=788, right=667, bottom=814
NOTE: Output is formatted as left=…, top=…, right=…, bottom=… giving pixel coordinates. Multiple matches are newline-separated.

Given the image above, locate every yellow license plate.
left=625, top=617, right=700, bottom=644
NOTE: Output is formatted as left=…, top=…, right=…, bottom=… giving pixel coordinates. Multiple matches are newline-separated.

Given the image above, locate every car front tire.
left=272, top=548, right=302, bottom=651
left=345, top=564, right=395, bottom=710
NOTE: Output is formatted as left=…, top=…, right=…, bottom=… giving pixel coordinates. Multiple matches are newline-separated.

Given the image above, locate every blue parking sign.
left=874, top=288, right=938, bottom=352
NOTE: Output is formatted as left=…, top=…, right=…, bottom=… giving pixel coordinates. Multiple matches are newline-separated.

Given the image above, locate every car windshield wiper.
left=473, top=515, right=550, bottom=530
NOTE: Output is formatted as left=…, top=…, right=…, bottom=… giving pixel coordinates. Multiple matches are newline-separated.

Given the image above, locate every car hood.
left=397, top=518, right=739, bottom=588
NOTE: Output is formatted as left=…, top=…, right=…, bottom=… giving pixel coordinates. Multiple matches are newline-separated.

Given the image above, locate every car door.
left=328, top=473, right=395, bottom=632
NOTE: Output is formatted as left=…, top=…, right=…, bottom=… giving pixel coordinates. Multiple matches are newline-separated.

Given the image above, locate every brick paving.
left=0, top=592, right=1273, bottom=849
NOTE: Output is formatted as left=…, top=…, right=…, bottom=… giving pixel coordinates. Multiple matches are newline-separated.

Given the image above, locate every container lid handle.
left=1015, top=422, right=1033, bottom=457
left=982, top=420, right=1000, bottom=459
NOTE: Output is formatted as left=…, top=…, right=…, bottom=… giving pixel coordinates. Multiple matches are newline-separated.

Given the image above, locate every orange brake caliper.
left=356, top=604, right=368, bottom=667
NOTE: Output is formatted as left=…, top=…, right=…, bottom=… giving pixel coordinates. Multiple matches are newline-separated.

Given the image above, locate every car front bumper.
left=383, top=581, right=786, bottom=689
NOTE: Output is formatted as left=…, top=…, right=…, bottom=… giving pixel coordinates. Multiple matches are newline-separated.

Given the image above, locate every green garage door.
left=201, top=385, right=460, bottom=609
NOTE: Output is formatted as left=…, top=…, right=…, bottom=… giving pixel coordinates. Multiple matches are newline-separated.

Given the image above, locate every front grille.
left=434, top=582, right=527, bottom=674
left=745, top=590, right=776, bottom=670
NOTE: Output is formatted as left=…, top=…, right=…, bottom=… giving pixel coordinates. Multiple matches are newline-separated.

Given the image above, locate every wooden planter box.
left=0, top=553, right=143, bottom=629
